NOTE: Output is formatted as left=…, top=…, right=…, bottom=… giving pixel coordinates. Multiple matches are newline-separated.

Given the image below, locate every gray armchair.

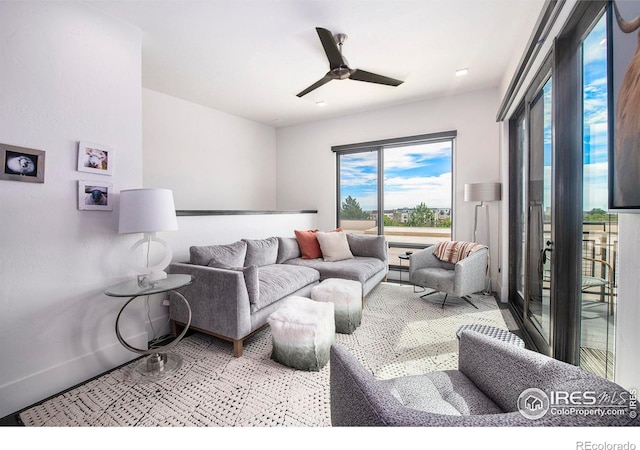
left=330, top=331, right=639, bottom=426
left=409, top=245, right=488, bottom=307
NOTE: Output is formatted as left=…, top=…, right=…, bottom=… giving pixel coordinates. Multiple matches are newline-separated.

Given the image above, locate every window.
left=334, top=132, right=455, bottom=278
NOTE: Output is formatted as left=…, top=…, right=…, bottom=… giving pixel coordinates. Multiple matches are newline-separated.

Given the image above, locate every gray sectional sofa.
left=168, top=233, right=388, bottom=356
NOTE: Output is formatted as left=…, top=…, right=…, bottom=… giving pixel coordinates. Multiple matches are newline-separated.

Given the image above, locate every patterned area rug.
left=19, top=283, right=508, bottom=427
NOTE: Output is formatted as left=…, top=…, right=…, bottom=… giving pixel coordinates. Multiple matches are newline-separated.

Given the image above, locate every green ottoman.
left=311, top=278, right=362, bottom=334
left=267, top=296, right=335, bottom=371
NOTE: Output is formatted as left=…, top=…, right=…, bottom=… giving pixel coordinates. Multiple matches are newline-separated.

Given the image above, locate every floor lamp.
left=464, top=182, right=501, bottom=294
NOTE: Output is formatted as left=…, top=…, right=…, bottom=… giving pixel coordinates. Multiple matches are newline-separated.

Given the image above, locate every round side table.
left=105, top=274, right=193, bottom=382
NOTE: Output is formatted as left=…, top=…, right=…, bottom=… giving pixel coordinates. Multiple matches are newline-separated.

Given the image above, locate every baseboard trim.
left=0, top=331, right=147, bottom=418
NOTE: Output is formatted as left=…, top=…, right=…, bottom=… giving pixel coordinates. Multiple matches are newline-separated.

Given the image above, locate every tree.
left=383, top=215, right=399, bottom=226
left=584, top=208, right=607, bottom=222
left=340, top=195, right=369, bottom=220
left=406, top=202, right=435, bottom=227
left=437, top=217, right=451, bottom=228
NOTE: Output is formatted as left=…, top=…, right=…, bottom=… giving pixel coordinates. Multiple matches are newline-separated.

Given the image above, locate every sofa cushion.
left=190, top=240, right=247, bottom=267
left=276, top=237, right=301, bottom=263
left=380, top=370, right=503, bottom=415
left=286, top=256, right=385, bottom=285
left=346, top=234, right=387, bottom=261
left=316, top=231, right=354, bottom=262
left=243, top=237, right=279, bottom=267
left=250, top=264, right=320, bottom=313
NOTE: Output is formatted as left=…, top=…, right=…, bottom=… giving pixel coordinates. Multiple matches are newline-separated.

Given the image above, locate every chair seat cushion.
left=411, top=267, right=455, bottom=294
left=380, top=370, right=503, bottom=416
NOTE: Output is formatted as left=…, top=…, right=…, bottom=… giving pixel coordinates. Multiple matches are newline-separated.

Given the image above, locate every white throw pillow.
left=316, top=231, right=354, bottom=262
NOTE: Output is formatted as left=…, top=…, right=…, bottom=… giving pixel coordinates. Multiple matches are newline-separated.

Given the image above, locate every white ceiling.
left=87, top=0, right=545, bottom=128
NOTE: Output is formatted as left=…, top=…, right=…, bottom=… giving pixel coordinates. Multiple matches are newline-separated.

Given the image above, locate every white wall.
left=276, top=89, right=502, bottom=289
left=142, top=89, right=277, bottom=210
left=0, top=2, right=143, bottom=417
left=615, top=215, right=640, bottom=390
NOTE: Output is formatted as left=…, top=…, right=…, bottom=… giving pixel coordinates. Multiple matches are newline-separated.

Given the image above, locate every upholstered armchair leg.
left=441, top=294, right=448, bottom=308
left=233, top=340, right=244, bottom=357
left=420, top=289, right=437, bottom=299
left=460, top=295, right=479, bottom=309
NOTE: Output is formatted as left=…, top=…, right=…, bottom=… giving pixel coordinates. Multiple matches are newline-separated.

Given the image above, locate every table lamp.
left=118, top=188, right=178, bottom=285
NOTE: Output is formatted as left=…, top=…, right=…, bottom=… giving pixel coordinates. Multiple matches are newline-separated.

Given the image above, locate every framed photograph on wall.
left=610, top=0, right=640, bottom=210
left=0, top=143, right=45, bottom=183
left=77, top=141, right=113, bottom=176
left=78, top=180, right=113, bottom=211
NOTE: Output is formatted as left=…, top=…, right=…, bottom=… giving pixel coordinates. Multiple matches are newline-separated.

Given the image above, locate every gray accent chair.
left=409, top=245, right=488, bottom=307
left=330, top=331, right=639, bottom=426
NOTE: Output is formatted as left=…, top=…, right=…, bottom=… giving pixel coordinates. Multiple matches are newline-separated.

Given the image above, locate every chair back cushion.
left=433, top=241, right=486, bottom=264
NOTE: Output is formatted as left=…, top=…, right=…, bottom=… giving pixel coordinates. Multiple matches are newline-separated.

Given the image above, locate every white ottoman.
left=311, top=278, right=362, bottom=334
left=267, top=296, right=335, bottom=371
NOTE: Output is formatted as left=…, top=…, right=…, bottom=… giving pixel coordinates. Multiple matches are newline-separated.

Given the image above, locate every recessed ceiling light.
left=316, top=100, right=327, bottom=107
left=455, top=68, right=469, bottom=77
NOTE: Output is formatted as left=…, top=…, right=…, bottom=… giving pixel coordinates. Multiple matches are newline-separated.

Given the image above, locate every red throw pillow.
left=294, top=228, right=342, bottom=259
left=295, top=229, right=322, bottom=259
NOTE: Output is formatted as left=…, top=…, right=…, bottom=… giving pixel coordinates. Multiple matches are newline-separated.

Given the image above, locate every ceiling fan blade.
left=350, top=69, right=404, bottom=87
left=316, top=27, right=346, bottom=69
left=296, top=75, right=334, bottom=97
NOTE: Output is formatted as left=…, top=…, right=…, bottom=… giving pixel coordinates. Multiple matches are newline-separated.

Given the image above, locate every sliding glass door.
left=509, top=1, right=614, bottom=371
left=580, top=12, right=616, bottom=380
left=526, top=77, right=553, bottom=351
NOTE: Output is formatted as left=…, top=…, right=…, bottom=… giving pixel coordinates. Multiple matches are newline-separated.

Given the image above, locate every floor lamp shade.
left=119, top=189, right=178, bottom=283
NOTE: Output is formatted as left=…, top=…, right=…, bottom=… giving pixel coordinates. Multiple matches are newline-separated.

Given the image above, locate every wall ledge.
left=176, top=210, right=318, bottom=216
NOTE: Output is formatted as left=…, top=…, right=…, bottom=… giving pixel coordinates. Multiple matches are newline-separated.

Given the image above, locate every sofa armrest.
left=452, top=248, right=487, bottom=295
left=168, top=262, right=252, bottom=340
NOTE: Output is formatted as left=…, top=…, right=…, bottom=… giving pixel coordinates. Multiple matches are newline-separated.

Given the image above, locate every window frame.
left=333, top=130, right=457, bottom=259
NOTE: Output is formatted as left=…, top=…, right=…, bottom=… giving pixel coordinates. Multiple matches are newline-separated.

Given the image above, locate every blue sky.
left=582, top=14, right=609, bottom=212
left=339, top=141, right=452, bottom=212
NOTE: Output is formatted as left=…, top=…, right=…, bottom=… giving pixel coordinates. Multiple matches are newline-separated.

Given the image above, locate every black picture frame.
left=0, top=143, right=45, bottom=183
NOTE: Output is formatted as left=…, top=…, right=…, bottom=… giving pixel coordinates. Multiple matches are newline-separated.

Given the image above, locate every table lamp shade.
left=464, top=182, right=501, bottom=202
left=119, top=188, right=178, bottom=234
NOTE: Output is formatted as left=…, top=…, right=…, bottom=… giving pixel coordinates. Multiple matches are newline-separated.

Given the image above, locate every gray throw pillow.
left=243, top=237, right=279, bottom=267
left=190, top=240, right=247, bottom=267
left=276, top=237, right=301, bottom=263
left=346, top=234, right=387, bottom=260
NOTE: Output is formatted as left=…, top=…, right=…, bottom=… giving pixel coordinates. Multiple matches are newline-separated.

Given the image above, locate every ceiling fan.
left=296, top=27, right=404, bottom=98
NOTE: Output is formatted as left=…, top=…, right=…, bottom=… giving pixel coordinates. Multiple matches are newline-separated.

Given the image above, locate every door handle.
left=542, top=240, right=553, bottom=264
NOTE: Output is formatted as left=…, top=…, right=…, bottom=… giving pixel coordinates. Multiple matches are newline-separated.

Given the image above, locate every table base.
left=130, top=352, right=183, bottom=383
